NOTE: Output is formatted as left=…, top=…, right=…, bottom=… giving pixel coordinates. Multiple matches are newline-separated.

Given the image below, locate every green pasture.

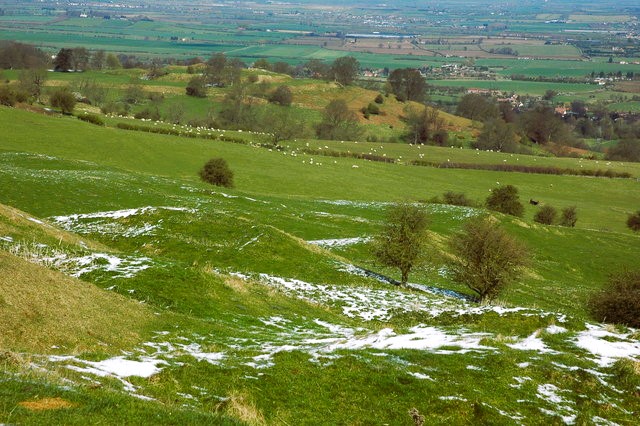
left=1, top=107, right=638, bottom=236
left=2, top=65, right=640, bottom=426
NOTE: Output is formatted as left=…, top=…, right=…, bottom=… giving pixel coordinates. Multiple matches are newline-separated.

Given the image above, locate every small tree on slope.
left=448, top=217, right=528, bottom=302
left=372, top=202, right=429, bottom=286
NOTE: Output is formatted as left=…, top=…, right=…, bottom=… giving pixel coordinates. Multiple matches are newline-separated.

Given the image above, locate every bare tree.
left=448, top=217, right=528, bottom=302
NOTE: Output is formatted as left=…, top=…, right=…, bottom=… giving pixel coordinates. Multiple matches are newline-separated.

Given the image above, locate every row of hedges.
left=410, top=160, right=633, bottom=179
left=115, top=122, right=249, bottom=145
left=299, top=148, right=397, bottom=164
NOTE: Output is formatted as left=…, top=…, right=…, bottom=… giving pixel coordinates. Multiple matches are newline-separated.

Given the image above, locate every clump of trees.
left=607, top=140, right=640, bottom=163
left=0, top=41, right=49, bottom=69
left=268, top=85, right=293, bottom=106
left=199, top=158, right=234, bottom=188
left=315, top=99, right=362, bottom=141
left=486, top=185, right=524, bottom=217
left=588, top=269, right=640, bottom=328
left=404, top=105, right=446, bottom=145
left=372, top=202, right=429, bottom=286
left=448, top=217, right=528, bottom=302
left=186, top=76, right=207, bottom=97
left=473, top=118, right=522, bottom=153
left=329, top=56, right=359, bottom=86
left=456, top=94, right=498, bottom=122
left=387, top=68, right=426, bottom=102
left=49, top=87, right=76, bottom=114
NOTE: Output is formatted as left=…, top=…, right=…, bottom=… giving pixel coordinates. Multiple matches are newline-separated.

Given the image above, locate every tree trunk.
left=401, top=269, right=409, bottom=286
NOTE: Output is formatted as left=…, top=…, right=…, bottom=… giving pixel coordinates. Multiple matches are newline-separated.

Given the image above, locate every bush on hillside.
left=0, top=85, right=16, bottom=106
left=186, top=76, right=207, bottom=98
left=134, top=108, right=161, bottom=121
left=588, top=269, right=640, bottom=328
left=486, top=185, right=524, bottom=217
left=627, top=211, right=640, bottom=232
left=77, top=113, right=104, bottom=126
left=533, top=205, right=557, bottom=225
left=50, top=87, right=76, bottom=114
left=442, top=191, right=474, bottom=207
left=268, top=85, right=293, bottom=106
left=199, top=158, right=234, bottom=188
left=448, top=217, right=528, bottom=302
left=374, top=93, right=384, bottom=104
left=560, top=206, right=578, bottom=227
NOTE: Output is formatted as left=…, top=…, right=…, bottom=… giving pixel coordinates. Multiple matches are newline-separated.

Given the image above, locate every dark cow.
left=529, top=199, right=539, bottom=206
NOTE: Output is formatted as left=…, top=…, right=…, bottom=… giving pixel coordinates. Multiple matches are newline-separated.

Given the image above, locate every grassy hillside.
left=1, top=106, right=640, bottom=424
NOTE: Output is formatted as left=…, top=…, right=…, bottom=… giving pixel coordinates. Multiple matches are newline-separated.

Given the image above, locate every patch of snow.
left=507, top=330, right=557, bottom=353
left=439, top=395, right=467, bottom=401
left=2, top=240, right=153, bottom=279
left=592, top=416, right=620, bottom=426
left=325, top=325, right=494, bottom=353
left=546, top=325, right=568, bottom=334
left=0, top=236, right=13, bottom=242
left=574, top=324, right=640, bottom=367
left=50, top=206, right=195, bottom=237
left=307, top=237, right=371, bottom=248
left=408, top=372, right=434, bottom=380
left=27, top=217, right=44, bottom=225
left=536, top=384, right=576, bottom=424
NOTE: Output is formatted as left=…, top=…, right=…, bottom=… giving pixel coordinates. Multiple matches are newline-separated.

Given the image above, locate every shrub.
left=366, top=102, right=380, bottom=115
left=77, top=113, right=104, bottom=126
left=442, top=191, right=474, bottom=207
left=588, top=269, right=640, bottom=328
left=448, top=217, right=528, bottom=302
left=374, top=93, right=384, bottom=104
left=431, top=130, right=449, bottom=147
left=268, top=85, right=293, bottom=106
left=627, top=211, right=640, bottom=232
left=101, top=101, right=129, bottom=116
left=50, top=87, right=76, bottom=114
left=533, top=205, right=557, bottom=225
left=0, top=85, right=15, bottom=106
left=134, top=108, right=161, bottom=121
left=199, top=158, right=234, bottom=188
left=560, top=206, right=578, bottom=227
left=486, top=185, right=524, bottom=217
left=186, top=76, right=207, bottom=98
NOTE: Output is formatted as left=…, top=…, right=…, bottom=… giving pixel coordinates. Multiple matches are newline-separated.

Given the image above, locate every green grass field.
left=1, top=84, right=640, bottom=425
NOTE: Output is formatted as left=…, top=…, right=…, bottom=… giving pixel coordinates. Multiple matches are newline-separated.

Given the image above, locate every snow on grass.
left=546, top=325, right=568, bottom=334
left=255, top=272, right=459, bottom=321
left=48, top=355, right=167, bottom=398
left=507, top=330, right=557, bottom=354
left=1, top=240, right=153, bottom=279
left=573, top=324, right=640, bottom=367
left=307, top=237, right=371, bottom=248
left=50, top=206, right=195, bottom=237
left=536, top=384, right=577, bottom=424
left=324, top=325, right=494, bottom=353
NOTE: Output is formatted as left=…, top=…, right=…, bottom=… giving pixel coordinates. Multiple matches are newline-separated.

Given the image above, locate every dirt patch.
left=19, top=397, right=78, bottom=411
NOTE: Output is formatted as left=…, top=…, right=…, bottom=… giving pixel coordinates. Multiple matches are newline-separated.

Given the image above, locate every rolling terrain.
left=1, top=106, right=640, bottom=424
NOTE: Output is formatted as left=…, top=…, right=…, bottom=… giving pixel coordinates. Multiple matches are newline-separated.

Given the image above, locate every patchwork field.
left=1, top=106, right=639, bottom=424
